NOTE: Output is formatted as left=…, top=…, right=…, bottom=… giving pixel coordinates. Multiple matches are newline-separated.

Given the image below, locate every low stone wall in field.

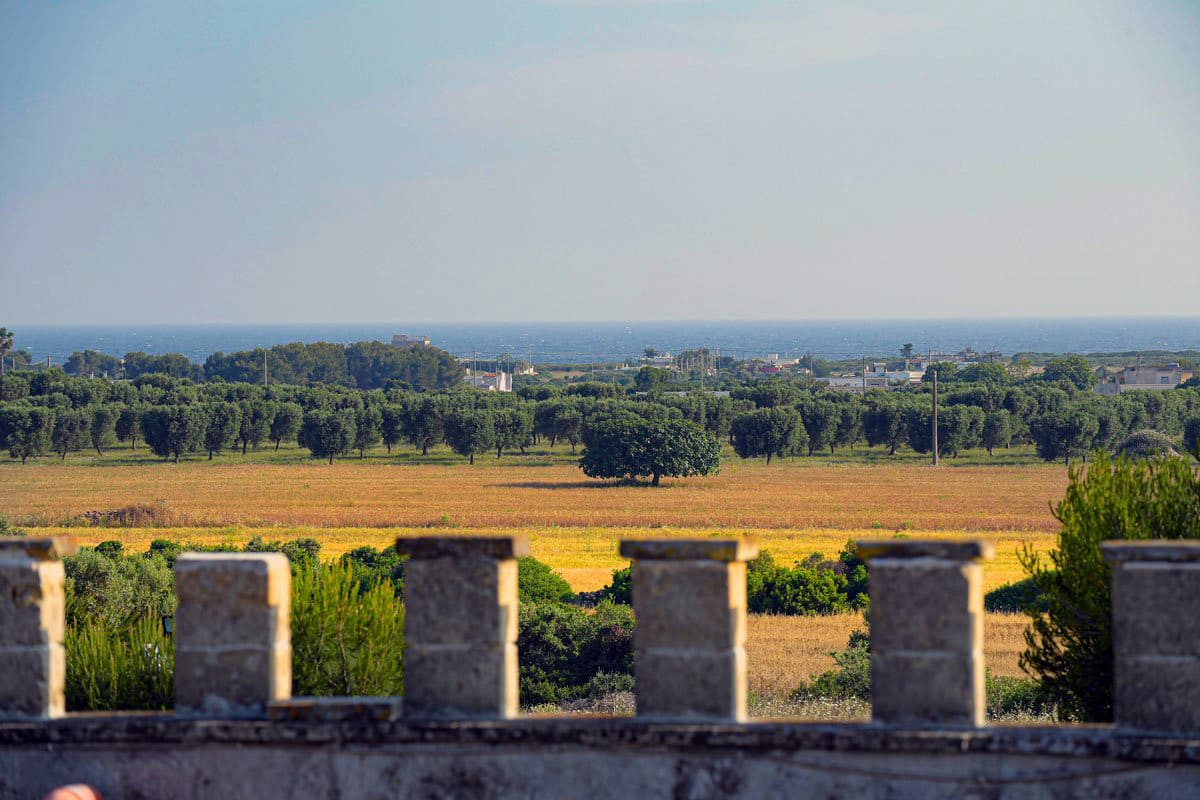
left=2, top=534, right=1199, bottom=799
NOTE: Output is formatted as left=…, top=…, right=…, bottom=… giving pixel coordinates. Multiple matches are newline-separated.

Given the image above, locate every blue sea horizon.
left=11, top=317, right=1200, bottom=366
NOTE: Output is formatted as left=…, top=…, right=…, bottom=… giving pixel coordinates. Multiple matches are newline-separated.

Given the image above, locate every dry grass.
left=744, top=612, right=1029, bottom=702
left=0, top=460, right=1068, bottom=531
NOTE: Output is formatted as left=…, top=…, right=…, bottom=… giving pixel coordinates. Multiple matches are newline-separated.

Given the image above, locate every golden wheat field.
left=4, top=459, right=1060, bottom=689
left=0, top=459, right=1068, bottom=530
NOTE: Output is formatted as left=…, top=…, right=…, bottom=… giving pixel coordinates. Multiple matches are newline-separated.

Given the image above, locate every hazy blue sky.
left=2, top=1, right=1198, bottom=324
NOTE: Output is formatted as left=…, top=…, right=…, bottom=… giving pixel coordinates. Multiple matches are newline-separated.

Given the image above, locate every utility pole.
left=932, top=366, right=940, bottom=467
left=263, top=350, right=269, bottom=386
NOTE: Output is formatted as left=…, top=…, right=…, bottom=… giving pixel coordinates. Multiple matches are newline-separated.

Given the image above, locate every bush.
left=64, top=547, right=176, bottom=627
left=985, top=674, right=1055, bottom=719
left=518, top=556, right=575, bottom=604
left=1020, top=453, right=1200, bottom=721
left=65, top=615, right=173, bottom=711
left=746, top=543, right=868, bottom=615
left=984, top=575, right=1050, bottom=613
left=597, top=566, right=632, bottom=605
left=791, top=629, right=870, bottom=702
left=517, top=600, right=634, bottom=706
left=1117, top=429, right=1181, bottom=460
left=290, top=561, right=406, bottom=697
left=597, top=542, right=868, bottom=616
left=340, top=545, right=406, bottom=595
left=0, top=515, right=22, bottom=536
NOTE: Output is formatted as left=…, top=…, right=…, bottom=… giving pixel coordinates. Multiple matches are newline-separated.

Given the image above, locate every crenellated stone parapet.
left=3, top=534, right=1200, bottom=798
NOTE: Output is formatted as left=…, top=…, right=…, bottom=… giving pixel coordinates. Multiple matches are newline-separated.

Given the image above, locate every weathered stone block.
left=0, top=559, right=65, bottom=646
left=636, top=648, right=746, bottom=721
left=0, top=536, right=78, bottom=561
left=632, top=561, right=745, bottom=650
left=404, top=643, right=518, bottom=718
left=1110, top=562, right=1200, bottom=657
left=1115, top=654, right=1200, bottom=733
left=175, top=644, right=291, bottom=717
left=857, top=540, right=994, bottom=562
left=619, top=539, right=759, bottom=563
left=174, top=553, right=291, bottom=609
left=872, top=650, right=982, bottom=727
left=869, top=559, right=982, bottom=653
left=174, top=553, right=291, bottom=717
left=0, top=643, right=64, bottom=719
left=404, top=557, right=518, bottom=646
left=396, top=536, right=530, bottom=560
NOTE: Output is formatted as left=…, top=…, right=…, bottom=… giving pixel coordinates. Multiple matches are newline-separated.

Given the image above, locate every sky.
left=1, top=0, right=1198, bottom=325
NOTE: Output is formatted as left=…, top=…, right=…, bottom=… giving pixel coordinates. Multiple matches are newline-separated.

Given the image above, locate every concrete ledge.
left=268, top=697, right=403, bottom=722
left=0, top=715, right=1196, bottom=763
left=857, top=539, right=995, bottom=562
left=396, top=536, right=531, bottom=560
left=1103, top=541, right=1200, bottom=564
left=619, top=540, right=759, bottom=562
left=0, top=537, right=78, bottom=561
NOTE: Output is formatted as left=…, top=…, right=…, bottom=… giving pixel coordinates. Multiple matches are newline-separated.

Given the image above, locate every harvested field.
left=0, top=460, right=1068, bottom=531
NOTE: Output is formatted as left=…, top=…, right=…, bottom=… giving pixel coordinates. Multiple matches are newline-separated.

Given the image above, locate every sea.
left=11, top=318, right=1200, bottom=367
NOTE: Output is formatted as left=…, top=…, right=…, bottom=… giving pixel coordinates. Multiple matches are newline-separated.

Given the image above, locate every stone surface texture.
left=402, top=539, right=520, bottom=719
left=396, top=536, right=530, bottom=560
left=1107, top=547, right=1200, bottom=732
left=856, top=539, right=995, bottom=561
left=865, top=540, right=990, bottom=728
left=625, top=539, right=753, bottom=722
left=619, top=539, right=759, bottom=562
left=0, top=557, right=65, bottom=719
left=1, top=716, right=1200, bottom=800
left=173, top=553, right=291, bottom=717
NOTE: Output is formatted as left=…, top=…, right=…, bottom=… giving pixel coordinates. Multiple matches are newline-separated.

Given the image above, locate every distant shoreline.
left=9, top=317, right=1200, bottom=366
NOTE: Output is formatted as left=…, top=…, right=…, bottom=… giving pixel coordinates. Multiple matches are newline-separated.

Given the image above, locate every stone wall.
left=2, top=535, right=1200, bottom=799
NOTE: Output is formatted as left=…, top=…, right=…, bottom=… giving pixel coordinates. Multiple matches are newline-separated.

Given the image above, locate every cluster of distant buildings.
left=1095, top=363, right=1193, bottom=395
left=398, top=334, right=1195, bottom=396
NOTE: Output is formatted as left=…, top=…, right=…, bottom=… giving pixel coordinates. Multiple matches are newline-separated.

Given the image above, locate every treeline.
left=1, top=359, right=1199, bottom=468
left=62, top=340, right=466, bottom=391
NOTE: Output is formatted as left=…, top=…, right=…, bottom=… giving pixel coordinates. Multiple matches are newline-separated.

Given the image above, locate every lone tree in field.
left=581, top=415, right=719, bottom=486
left=731, top=407, right=806, bottom=464
left=298, top=408, right=355, bottom=464
left=443, top=409, right=495, bottom=464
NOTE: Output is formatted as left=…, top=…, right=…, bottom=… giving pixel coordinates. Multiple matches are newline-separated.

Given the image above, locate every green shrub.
left=1117, top=429, right=1181, bottom=460
left=1020, top=453, right=1200, bottom=721
left=291, top=561, right=405, bottom=697
left=517, top=600, right=634, bottom=706
left=65, top=615, right=173, bottom=711
left=64, top=547, right=175, bottom=627
left=0, top=515, right=22, bottom=536
left=984, top=575, right=1050, bottom=613
left=790, top=629, right=870, bottom=702
left=597, top=542, right=868, bottom=616
left=518, top=556, right=575, bottom=604
left=597, top=566, right=631, bottom=605
left=340, top=545, right=406, bottom=595
left=985, top=674, right=1055, bottom=719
